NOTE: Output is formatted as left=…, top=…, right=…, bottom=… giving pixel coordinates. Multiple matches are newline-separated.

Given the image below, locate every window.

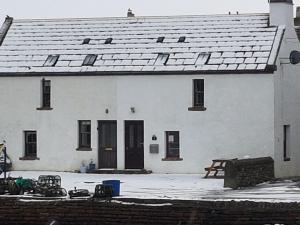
left=104, top=38, right=113, bottom=44
left=82, top=38, right=91, bottom=44
left=41, top=79, right=51, bottom=108
left=178, top=36, right=186, bottom=43
left=193, top=79, right=205, bottom=108
left=78, top=120, right=91, bottom=149
left=44, top=55, right=59, bottom=67
left=82, top=54, right=97, bottom=66
left=166, top=131, right=180, bottom=158
left=195, top=53, right=210, bottom=65
left=154, top=53, right=170, bottom=66
left=24, top=131, right=37, bottom=158
left=157, top=37, right=165, bottom=43
left=284, top=125, right=291, bottom=161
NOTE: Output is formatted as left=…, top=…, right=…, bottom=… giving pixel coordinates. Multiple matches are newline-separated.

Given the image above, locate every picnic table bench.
left=204, top=158, right=236, bottom=178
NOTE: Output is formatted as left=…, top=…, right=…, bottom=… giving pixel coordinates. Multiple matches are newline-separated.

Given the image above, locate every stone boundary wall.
left=224, top=157, right=275, bottom=189
left=0, top=197, right=299, bottom=225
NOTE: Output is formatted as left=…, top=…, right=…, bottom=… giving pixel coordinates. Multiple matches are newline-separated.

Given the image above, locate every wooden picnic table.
left=204, top=158, right=236, bottom=178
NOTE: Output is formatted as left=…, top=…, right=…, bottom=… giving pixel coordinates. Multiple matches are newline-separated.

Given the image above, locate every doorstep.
left=87, top=169, right=152, bottom=174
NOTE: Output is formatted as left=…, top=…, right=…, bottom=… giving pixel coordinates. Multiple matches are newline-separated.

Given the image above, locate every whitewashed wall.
left=270, top=0, right=300, bottom=177
left=273, top=31, right=300, bottom=178
left=0, top=73, right=274, bottom=174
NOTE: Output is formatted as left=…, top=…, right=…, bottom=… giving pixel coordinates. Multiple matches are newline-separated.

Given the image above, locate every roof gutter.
left=0, top=16, right=13, bottom=46
left=0, top=68, right=276, bottom=77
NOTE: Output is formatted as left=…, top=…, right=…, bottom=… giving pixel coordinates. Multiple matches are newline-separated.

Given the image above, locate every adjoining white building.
left=0, top=0, right=299, bottom=177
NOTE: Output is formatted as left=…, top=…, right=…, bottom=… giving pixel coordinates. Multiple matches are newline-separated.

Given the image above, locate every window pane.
left=157, top=37, right=165, bottom=43
left=284, top=125, right=291, bottom=161
left=105, top=38, right=113, bottom=44
left=27, top=133, right=36, bottom=142
left=43, top=81, right=51, bottom=92
left=155, top=53, right=169, bottom=65
left=129, top=125, right=135, bottom=148
left=83, top=55, right=97, bottom=66
left=82, top=38, right=91, bottom=44
left=195, top=53, right=210, bottom=65
left=81, top=134, right=90, bottom=146
left=44, top=55, right=59, bottom=67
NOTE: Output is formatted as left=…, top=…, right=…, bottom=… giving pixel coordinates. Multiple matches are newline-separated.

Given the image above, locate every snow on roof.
left=0, top=14, right=284, bottom=75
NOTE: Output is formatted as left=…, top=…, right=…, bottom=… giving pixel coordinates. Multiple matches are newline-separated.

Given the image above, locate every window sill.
left=36, top=107, right=53, bottom=111
left=76, top=147, right=92, bottom=151
left=188, top=106, right=207, bottom=111
left=162, top=157, right=183, bottom=161
left=19, top=156, right=40, bottom=161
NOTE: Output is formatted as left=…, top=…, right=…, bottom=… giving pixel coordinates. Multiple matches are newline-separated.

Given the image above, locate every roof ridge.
left=12, top=13, right=269, bottom=23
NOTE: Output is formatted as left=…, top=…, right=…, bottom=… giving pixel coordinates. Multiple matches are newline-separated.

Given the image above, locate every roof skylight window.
left=105, top=38, right=113, bottom=44
left=178, top=36, right=186, bottom=43
left=154, top=53, right=170, bottom=66
left=195, top=53, right=211, bottom=65
left=157, top=37, right=165, bottom=43
left=82, top=54, right=98, bottom=66
left=44, top=55, right=59, bottom=67
left=82, top=38, right=91, bottom=44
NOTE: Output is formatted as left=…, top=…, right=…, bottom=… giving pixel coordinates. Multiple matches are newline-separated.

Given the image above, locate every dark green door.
left=98, top=121, right=117, bottom=169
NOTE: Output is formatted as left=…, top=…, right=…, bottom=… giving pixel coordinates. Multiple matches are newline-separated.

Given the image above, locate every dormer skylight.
left=105, top=38, right=113, bottom=44
left=154, top=53, right=170, bottom=65
left=82, top=54, right=98, bottom=66
left=178, top=36, right=186, bottom=43
left=157, top=37, right=165, bottom=43
left=195, top=53, right=211, bottom=65
left=82, top=38, right=91, bottom=44
left=43, top=55, right=59, bottom=67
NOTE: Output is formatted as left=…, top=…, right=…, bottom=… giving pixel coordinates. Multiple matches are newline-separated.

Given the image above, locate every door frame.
left=98, top=120, right=117, bottom=169
left=124, top=120, right=144, bottom=169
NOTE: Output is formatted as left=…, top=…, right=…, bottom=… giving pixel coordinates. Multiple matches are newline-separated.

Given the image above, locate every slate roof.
left=0, top=14, right=284, bottom=75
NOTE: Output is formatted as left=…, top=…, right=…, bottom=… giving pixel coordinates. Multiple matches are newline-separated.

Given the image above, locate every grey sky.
left=1, top=0, right=300, bottom=22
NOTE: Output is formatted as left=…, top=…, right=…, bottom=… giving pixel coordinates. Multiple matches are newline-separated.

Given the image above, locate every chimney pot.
left=127, top=8, right=135, bottom=17
left=297, top=7, right=300, bottom=18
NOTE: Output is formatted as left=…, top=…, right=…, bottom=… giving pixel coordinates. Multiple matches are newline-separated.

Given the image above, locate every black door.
left=125, top=121, right=144, bottom=169
left=98, top=121, right=117, bottom=169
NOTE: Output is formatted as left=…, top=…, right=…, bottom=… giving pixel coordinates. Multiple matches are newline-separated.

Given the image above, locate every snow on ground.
left=1, top=171, right=300, bottom=203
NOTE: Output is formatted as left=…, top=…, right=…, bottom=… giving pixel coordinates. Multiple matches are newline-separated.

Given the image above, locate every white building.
left=0, top=0, right=299, bottom=177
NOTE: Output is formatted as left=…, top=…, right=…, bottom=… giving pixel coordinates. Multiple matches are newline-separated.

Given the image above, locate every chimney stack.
left=297, top=6, right=300, bottom=18
left=269, top=0, right=296, bottom=38
left=127, top=9, right=135, bottom=18
left=295, top=6, right=300, bottom=26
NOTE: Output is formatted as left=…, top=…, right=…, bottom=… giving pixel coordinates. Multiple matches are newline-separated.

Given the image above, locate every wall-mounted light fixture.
left=152, top=135, right=157, bottom=141
left=105, top=108, right=109, bottom=114
left=130, top=107, right=135, bottom=113
left=290, top=50, right=300, bottom=64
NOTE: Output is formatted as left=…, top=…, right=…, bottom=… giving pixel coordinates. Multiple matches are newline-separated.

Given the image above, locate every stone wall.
left=224, top=157, right=275, bottom=189
left=0, top=197, right=299, bottom=225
